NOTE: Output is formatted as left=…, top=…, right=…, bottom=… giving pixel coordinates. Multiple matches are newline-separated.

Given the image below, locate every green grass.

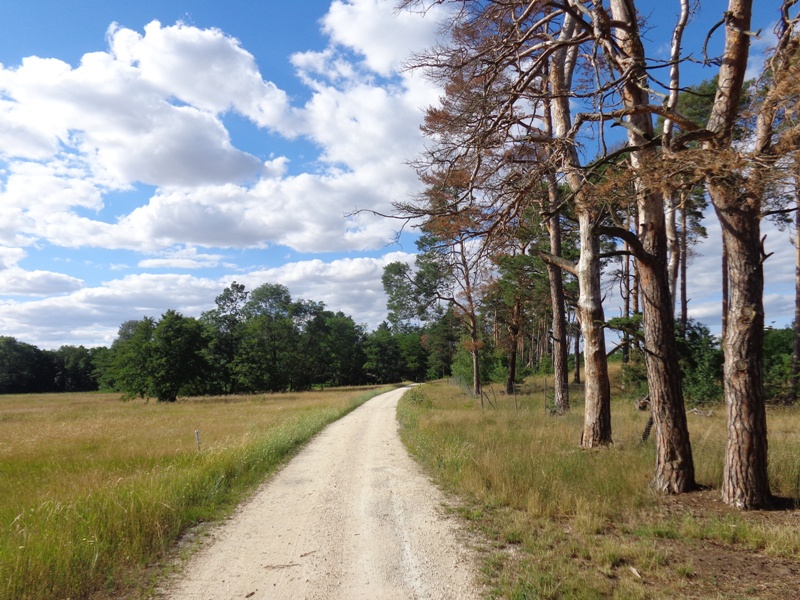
left=0, top=386, right=391, bottom=600
left=398, top=378, right=800, bottom=599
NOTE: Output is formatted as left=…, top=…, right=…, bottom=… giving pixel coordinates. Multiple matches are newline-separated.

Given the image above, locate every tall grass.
left=0, top=387, right=390, bottom=600
left=398, top=380, right=800, bottom=599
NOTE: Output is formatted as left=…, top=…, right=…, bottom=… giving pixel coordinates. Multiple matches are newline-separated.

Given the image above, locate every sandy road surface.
left=161, top=387, right=481, bottom=600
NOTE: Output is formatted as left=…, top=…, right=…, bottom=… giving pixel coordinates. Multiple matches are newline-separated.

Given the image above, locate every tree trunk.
left=549, top=12, right=609, bottom=443
left=722, top=238, right=729, bottom=341
left=573, top=322, right=581, bottom=384
left=792, top=189, right=799, bottom=404
left=467, top=315, right=482, bottom=398
left=546, top=174, right=570, bottom=412
left=506, top=344, right=517, bottom=395
left=622, top=223, right=632, bottom=364
left=666, top=192, right=680, bottom=312
left=472, top=347, right=481, bottom=399
left=577, top=209, right=612, bottom=447
left=679, top=204, right=689, bottom=338
left=709, top=186, right=770, bottom=508
left=505, top=301, right=521, bottom=395
left=609, top=0, right=695, bottom=492
left=632, top=251, right=640, bottom=317
left=638, top=230, right=696, bottom=492
left=703, top=0, right=770, bottom=509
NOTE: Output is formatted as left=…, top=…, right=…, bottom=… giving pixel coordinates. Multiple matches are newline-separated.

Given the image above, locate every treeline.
left=97, top=281, right=451, bottom=402
left=0, top=276, right=600, bottom=400
left=0, top=338, right=102, bottom=394
left=3, top=279, right=795, bottom=405
left=0, top=282, right=460, bottom=400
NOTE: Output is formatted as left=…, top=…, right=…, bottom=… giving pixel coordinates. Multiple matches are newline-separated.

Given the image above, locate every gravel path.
left=161, top=387, right=482, bottom=599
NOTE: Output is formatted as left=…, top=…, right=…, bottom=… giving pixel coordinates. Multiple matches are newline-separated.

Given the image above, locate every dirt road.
left=162, top=387, right=482, bottom=599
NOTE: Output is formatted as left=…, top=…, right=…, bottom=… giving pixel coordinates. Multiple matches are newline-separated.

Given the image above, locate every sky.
left=0, top=0, right=795, bottom=349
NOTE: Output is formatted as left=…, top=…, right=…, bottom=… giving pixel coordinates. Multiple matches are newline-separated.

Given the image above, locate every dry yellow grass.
left=398, top=378, right=800, bottom=599
left=0, top=386, right=390, bottom=600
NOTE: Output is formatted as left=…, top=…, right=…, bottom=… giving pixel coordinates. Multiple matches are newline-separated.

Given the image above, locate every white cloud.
left=0, top=246, right=84, bottom=296
left=0, top=3, right=450, bottom=347
left=0, top=252, right=415, bottom=348
left=107, top=21, right=293, bottom=131
left=0, top=11, right=440, bottom=256
left=137, top=247, right=232, bottom=269
left=0, top=22, right=275, bottom=190
left=321, top=0, right=444, bottom=76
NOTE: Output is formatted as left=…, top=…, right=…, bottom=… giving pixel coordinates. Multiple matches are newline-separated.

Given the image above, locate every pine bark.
left=609, top=0, right=695, bottom=492
left=792, top=190, right=799, bottom=404
left=666, top=194, right=680, bottom=312
left=549, top=11, right=610, bottom=443
left=722, top=240, right=730, bottom=341
left=505, top=300, right=521, bottom=395
left=709, top=185, right=770, bottom=508
left=679, top=205, right=689, bottom=338
left=703, top=0, right=770, bottom=508
left=573, top=323, right=581, bottom=384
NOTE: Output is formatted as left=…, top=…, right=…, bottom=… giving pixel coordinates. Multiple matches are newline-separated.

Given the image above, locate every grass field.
left=0, top=386, right=392, bottom=600
left=399, top=378, right=800, bottom=599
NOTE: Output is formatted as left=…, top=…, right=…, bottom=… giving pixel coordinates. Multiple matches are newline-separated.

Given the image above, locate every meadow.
left=0, top=386, right=391, bottom=600
left=399, top=379, right=800, bottom=599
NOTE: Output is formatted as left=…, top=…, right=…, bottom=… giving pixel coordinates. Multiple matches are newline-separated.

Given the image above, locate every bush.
left=676, top=320, right=723, bottom=405
left=405, top=386, right=433, bottom=408
left=764, top=326, right=795, bottom=403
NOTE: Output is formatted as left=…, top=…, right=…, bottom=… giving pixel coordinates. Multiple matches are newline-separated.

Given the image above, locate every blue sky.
left=0, top=0, right=795, bottom=349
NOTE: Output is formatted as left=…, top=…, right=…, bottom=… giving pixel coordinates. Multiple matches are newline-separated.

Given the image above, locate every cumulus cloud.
left=320, top=0, right=444, bottom=76
left=0, top=252, right=415, bottom=348
left=0, top=1, right=450, bottom=347
left=0, top=7, right=440, bottom=255
left=137, top=247, right=233, bottom=270
left=0, top=246, right=84, bottom=296
left=107, top=21, right=293, bottom=130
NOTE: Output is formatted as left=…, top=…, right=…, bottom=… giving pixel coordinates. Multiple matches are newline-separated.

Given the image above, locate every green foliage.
left=611, top=318, right=723, bottom=403
left=763, top=326, right=795, bottom=403
left=607, top=315, right=648, bottom=395
left=0, top=337, right=55, bottom=393
left=423, top=306, right=460, bottom=379
left=450, top=341, right=497, bottom=391
left=394, top=328, right=429, bottom=382
left=106, top=317, right=156, bottom=399
left=405, top=386, right=432, bottom=408
left=316, top=312, right=367, bottom=387
left=148, top=310, right=209, bottom=402
left=104, top=312, right=209, bottom=402
left=676, top=320, right=723, bottom=405
left=200, top=281, right=250, bottom=394
left=621, top=345, right=649, bottom=396
left=50, top=345, right=101, bottom=392
left=382, top=262, right=419, bottom=326
left=363, top=322, right=403, bottom=383
left=0, top=278, right=456, bottom=398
